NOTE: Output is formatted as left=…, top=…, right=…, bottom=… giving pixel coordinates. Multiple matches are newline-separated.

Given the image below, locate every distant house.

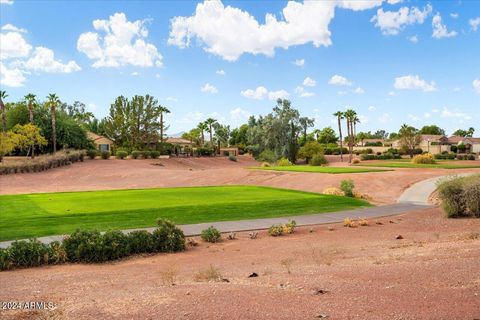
left=392, top=135, right=450, bottom=153
left=87, top=131, right=113, bottom=152
left=164, top=137, right=192, bottom=147
left=358, top=138, right=385, bottom=147
left=448, top=136, right=480, bottom=153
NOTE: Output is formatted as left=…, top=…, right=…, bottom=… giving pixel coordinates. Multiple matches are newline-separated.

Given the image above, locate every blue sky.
left=1, top=0, right=479, bottom=136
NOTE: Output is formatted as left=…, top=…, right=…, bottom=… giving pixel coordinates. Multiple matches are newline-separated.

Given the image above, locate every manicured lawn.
left=0, top=186, right=371, bottom=241
left=252, top=165, right=390, bottom=174
left=354, top=161, right=480, bottom=169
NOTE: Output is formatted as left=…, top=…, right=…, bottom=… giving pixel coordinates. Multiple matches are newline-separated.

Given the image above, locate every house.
left=87, top=131, right=113, bottom=152
left=164, top=137, right=192, bottom=147
left=392, top=135, right=450, bottom=154
left=357, top=138, right=384, bottom=147
left=448, top=136, right=480, bottom=153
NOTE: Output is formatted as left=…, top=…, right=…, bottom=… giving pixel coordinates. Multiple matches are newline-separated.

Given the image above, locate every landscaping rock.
left=248, top=272, right=258, bottom=278
left=396, top=235, right=404, bottom=240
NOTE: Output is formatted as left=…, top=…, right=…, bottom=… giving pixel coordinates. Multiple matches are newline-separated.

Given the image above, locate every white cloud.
left=440, top=107, right=472, bottom=121
left=328, top=74, right=352, bottom=86
left=337, top=91, right=347, bottom=95
left=293, top=59, right=305, bottom=67
left=216, top=69, right=225, bottom=75
left=295, top=86, right=315, bottom=98
left=371, top=4, right=432, bottom=35
left=24, top=47, right=81, bottom=73
left=394, top=75, right=436, bottom=92
left=268, top=89, right=289, bottom=100
left=0, top=31, right=32, bottom=59
left=230, top=107, right=250, bottom=121
left=200, top=83, right=218, bottom=94
left=168, top=0, right=382, bottom=61
left=303, top=76, right=316, bottom=87
left=155, top=73, right=160, bottom=78
left=387, top=0, right=403, bottom=4
left=354, top=87, right=365, bottom=94
left=378, top=112, right=391, bottom=124
left=166, top=97, right=178, bottom=102
left=424, top=112, right=431, bottom=118
left=0, top=0, right=14, bottom=4
left=131, top=71, right=139, bottom=76
left=368, top=105, right=376, bottom=111
left=408, top=114, right=420, bottom=121
left=407, top=35, right=418, bottom=43
left=432, top=13, right=457, bottom=39
left=1, top=24, right=26, bottom=33
left=473, top=79, right=480, bottom=93
left=77, top=12, right=163, bottom=68
left=450, top=13, right=459, bottom=19
left=0, top=61, right=25, bottom=87
left=388, top=91, right=397, bottom=96
left=469, top=17, right=480, bottom=32
left=177, top=111, right=205, bottom=124
left=241, top=86, right=268, bottom=100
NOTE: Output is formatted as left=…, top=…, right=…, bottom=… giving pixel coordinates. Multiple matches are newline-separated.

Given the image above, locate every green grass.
left=354, top=161, right=480, bottom=169
left=0, top=186, right=370, bottom=241
left=252, top=165, right=390, bottom=174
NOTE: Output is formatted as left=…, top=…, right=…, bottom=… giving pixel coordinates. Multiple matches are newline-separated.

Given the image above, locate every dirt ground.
left=1, top=156, right=479, bottom=204
left=1, top=207, right=479, bottom=320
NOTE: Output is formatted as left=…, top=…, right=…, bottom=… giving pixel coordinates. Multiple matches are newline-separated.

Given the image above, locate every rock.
left=316, top=314, right=329, bottom=318
left=221, top=278, right=230, bottom=283
left=312, top=289, right=329, bottom=295
left=248, top=272, right=258, bottom=278
left=389, top=220, right=395, bottom=224
left=396, top=235, right=404, bottom=240
left=375, top=221, right=383, bottom=225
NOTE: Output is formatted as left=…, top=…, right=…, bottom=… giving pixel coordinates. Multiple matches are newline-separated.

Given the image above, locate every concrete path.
left=2, top=173, right=473, bottom=248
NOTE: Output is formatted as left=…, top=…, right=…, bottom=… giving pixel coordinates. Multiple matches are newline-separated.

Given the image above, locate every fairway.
left=0, top=186, right=370, bottom=241
left=354, top=162, right=480, bottom=169
left=252, top=165, right=390, bottom=174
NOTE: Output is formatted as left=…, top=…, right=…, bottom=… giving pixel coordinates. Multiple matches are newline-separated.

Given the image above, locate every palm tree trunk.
left=51, top=105, right=57, bottom=153
left=29, top=103, right=35, bottom=159
left=338, top=117, right=343, bottom=161
left=160, top=112, right=164, bottom=143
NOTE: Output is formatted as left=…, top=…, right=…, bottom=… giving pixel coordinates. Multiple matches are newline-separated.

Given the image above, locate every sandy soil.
left=1, top=207, right=479, bottom=320
left=1, top=156, right=479, bottom=204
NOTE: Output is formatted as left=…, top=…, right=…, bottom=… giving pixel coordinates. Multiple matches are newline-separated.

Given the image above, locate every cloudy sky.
left=1, top=0, right=479, bottom=135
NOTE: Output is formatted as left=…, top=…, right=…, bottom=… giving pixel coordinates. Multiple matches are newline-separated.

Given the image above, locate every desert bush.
left=8, top=239, right=50, bottom=268
left=0, top=249, right=12, bottom=271
left=340, top=179, right=355, bottom=197
left=200, top=226, right=221, bottom=243
left=277, top=157, right=292, bottom=166
left=101, top=151, right=111, bottom=159
left=101, top=230, right=130, bottom=261
left=463, top=177, right=480, bottom=217
left=127, top=230, right=155, bottom=254
left=352, top=159, right=360, bottom=164
left=194, top=265, right=223, bottom=282
left=116, top=150, right=128, bottom=159
left=343, top=218, right=356, bottom=228
left=412, top=153, right=435, bottom=164
left=63, top=229, right=104, bottom=263
left=437, top=175, right=480, bottom=218
left=87, top=149, right=97, bottom=159
left=261, top=162, right=270, bottom=167
left=153, top=219, right=186, bottom=252
left=196, top=147, right=214, bottom=156
left=358, top=218, right=369, bottom=226
left=47, top=241, right=67, bottom=264
left=228, top=155, right=237, bottom=162
left=131, top=150, right=142, bottom=159
left=268, top=224, right=284, bottom=236
left=151, top=151, right=160, bottom=159
left=310, top=153, right=327, bottom=166
left=468, top=154, right=476, bottom=160
left=258, top=149, right=276, bottom=163
left=322, top=187, right=345, bottom=196
left=283, top=220, right=297, bottom=234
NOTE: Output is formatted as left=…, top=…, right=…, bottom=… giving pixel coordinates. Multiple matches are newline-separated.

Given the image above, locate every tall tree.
left=398, top=124, right=421, bottom=158
left=344, top=109, right=357, bottom=163
left=197, top=122, right=208, bottom=145
left=0, top=90, right=7, bottom=133
left=159, top=105, right=170, bottom=143
left=24, top=94, right=37, bottom=157
left=419, top=125, right=445, bottom=136
left=204, top=118, right=217, bottom=148
left=316, top=127, right=338, bottom=144
left=299, top=117, right=314, bottom=145
left=47, top=93, right=60, bottom=153
left=452, top=127, right=475, bottom=137
left=333, top=111, right=344, bottom=161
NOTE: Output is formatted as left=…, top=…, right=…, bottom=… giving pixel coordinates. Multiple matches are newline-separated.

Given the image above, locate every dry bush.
left=358, top=218, right=369, bottom=226
left=160, top=267, right=178, bottom=286
left=280, top=258, right=295, bottom=274
left=322, top=187, right=345, bottom=196
left=343, top=218, right=356, bottom=228
left=194, top=265, right=223, bottom=282
left=412, top=153, right=436, bottom=164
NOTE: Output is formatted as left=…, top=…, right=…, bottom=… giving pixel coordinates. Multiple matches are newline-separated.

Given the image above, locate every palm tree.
left=24, top=94, right=36, bottom=124
left=0, top=90, right=7, bottom=133
left=158, top=105, right=170, bottom=144
left=197, top=122, right=208, bottom=145
left=333, top=111, right=344, bottom=161
left=47, top=93, right=60, bottom=153
left=344, top=109, right=357, bottom=163
left=204, top=118, right=217, bottom=147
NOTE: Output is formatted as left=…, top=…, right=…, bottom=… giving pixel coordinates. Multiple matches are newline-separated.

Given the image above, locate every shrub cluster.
left=360, top=153, right=401, bottom=161
left=200, top=226, right=221, bottom=243
left=0, top=219, right=185, bottom=271
left=101, top=151, right=111, bottom=159
left=87, top=149, right=98, bottom=159
left=258, top=149, right=276, bottom=163
left=412, top=153, right=436, bottom=164
left=310, top=153, right=327, bottom=166
left=0, top=150, right=85, bottom=175
left=456, top=154, right=476, bottom=160
left=437, top=175, right=480, bottom=218
left=228, top=155, right=237, bottom=162
left=434, top=153, right=456, bottom=160
left=340, top=179, right=355, bottom=197
left=323, top=147, right=348, bottom=155
left=268, top=220, right=297, bottom=237
left=196, top=147, right=214, bottom=156
left=116, top=150, right=128, bottom=159
left=277, top=158, right=292, bottom=166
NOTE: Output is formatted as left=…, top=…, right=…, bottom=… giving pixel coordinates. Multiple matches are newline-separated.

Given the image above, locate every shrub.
left=47, top=241, right=67, bottom=264
left=450, top=145, right=458, bottom=153
left=322, top=187, right=345, bottom=196
left=258, top=149, right=276, bottom=163
left=277, top=157, right=292, bottom=166
left=464, top=180, right=480, bottom=217
left=352, top=159, right=360, bottom=164
left=437, top=175, right=480, bottom=218
left=310, top=153, right=328, bottom=166
left=283, top=220, right=297, bottom=234
left=468, top=154, right=476, bottom=160
left=200, top=226, right=221, bottom=243
left=0, top=249, right=12, bottom=271
left=151, top=151, right=160, bottom=159
left=343, top=218, right=356, bottom=228
left=153, top=219, right=186, bottom=252
left=358, top=218, right=369, bottom=226
left=340, top=179, right=355, bottom=197
left=127, top=230, right=155, bottom=254
left=268, top=224, right=284, bottom=236
left=261, top=162, right=270, bottom=167
left=63, top=229, right=104, bottom=263
left=116, top=151, right=128, bottom=159
left=142, top=151, right=151, bottom=159
left=196, top=147, right=214, bottom=156
left=194, top=265, right=223, bottom=282
left=131, top=150, right=142, bottom=159
left=228, top=155, right=237, bottom=162
left=87, top=149, right=97, bottom=159
left=412, top=153, right=435, bottom=164
left=101, top=151, right=111, bottom=159
left=101, top=230, right=130, bottom=261
left=8, top=239, right=50, bottom=268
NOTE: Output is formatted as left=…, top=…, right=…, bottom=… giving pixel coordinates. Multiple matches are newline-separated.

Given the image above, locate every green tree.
left=0, top=131, right=20, bottom=162
left=197, top=121, right=208, bottom=145
left=398, top=124, right=421, bottom=158
left=204, top=118, right=217, bottom=149
left=316, top=127, right=338, bottom=144
left=333, top=111, right=344, bottom=161
left=357, top=132, right=368, bottom=146
left=213, top=122, right=230, bottom=151
left=299, top=117, right=315, bottom=146
left=419, top=125, right=445, bottom=136
left=0, top=91, right=7, bottom=133
left=12, top=124, right=48, bottom=157
left=159, top=105, right=170, bottom=143
left=229, top=124, right=248, bottom=146
left=298, top=141, right=323, bottom=163
left=344, top=109, right=357, bottom=163
left=452, top=127, right=475, bottom=137
left=47, top=93, right=60, bottom=153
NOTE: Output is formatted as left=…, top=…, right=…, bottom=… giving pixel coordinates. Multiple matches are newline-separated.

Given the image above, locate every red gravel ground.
left=1, top=156, right=479, bottom=204
left=1, top=208, right=479, bottom=320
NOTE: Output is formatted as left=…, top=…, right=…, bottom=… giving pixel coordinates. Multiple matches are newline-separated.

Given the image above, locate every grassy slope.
left=0, top=186, right=370, bottom=241
left=354, top=162, right=480, bottom=169
left=252, top=165, right=389, bottom=174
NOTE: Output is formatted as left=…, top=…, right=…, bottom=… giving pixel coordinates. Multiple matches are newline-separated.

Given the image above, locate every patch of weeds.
left=268, top=224, right=284, bottom=237
left=194, top=265, right=223, bottom=282
left=249, top=231, right=258, bottom=239
left=358, top=218, right=369, bottom=226
left=280, top=257, right=295, bottom=274
left=343, top=218, right=357, bottom=228
left=160, top=267, right=178, bottom=286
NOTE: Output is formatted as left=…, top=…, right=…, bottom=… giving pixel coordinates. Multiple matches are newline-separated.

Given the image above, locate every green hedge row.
left=360, top=153, right=402, bottom=160
left=0, top=219, right=185, bottom=271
